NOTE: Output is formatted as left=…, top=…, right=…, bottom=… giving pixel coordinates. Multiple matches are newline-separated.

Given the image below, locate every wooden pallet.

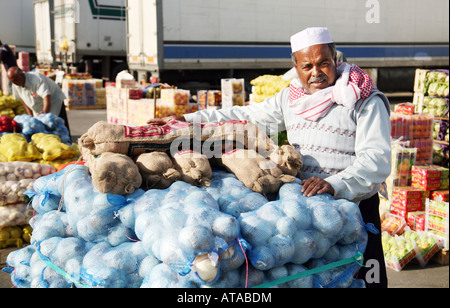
left=65, top=104, right=106, bottom=110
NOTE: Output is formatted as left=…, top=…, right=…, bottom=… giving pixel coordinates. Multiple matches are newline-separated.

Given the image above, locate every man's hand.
left=147, top=116, right=186, bottom=125
left=300, top=177, right=335, bottom=198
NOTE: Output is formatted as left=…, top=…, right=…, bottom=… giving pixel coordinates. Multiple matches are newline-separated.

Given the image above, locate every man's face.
left=293, top=44, right=338, bottom=94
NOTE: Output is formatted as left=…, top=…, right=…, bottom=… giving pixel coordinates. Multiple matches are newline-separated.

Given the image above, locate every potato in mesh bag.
left=0, top=179, right=35, bottom=206
left=134, top=184, right=244, bottom=284
left=201, top=170, right=269, bottom=217
left=14, top=114, right=49, bottom=136
left=239, top=182, right=368, bottom=272
left=62, top=167, right=131, bottom=247
left=0, top=203, right=33, bottom=228
left=0, top=133, right=42, bottom=162
left=30, top=237, right=95, bottom=288
left=31, top=133, right=79, bottom=161
left=36, top=113, right=72, bottom=145
left=79, top=241, right=151, bottom=288
left=3, top=245, right=36, bottom=288
left=30, top=211, right=76, bottom=243
left=141, top=263, right=198, bottom=288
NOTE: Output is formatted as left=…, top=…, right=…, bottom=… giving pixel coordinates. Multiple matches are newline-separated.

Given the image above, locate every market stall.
left=379, top=69, right=449, bottom=271
left=2, top=65, right=448, bottom=288
left=2, top=113, right=372, bottom=288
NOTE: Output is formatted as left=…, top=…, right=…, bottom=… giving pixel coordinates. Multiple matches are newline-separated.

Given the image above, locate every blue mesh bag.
left=202, top=170, right=269, bottom=217
left=132, top=182, right=246, bottom=284
left=79, top=241, right=153, bottom=288
left=240, top=182, right=369, bottom=275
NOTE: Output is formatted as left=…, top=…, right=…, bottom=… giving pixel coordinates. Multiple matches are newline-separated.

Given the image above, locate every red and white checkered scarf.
left=289, top=63, right=376, bottom=121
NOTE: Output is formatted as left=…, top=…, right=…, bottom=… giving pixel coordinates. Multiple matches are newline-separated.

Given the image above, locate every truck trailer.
left=126, top=0, right=449, bottom=91
left=30, top=0, right=449, bottom=91
left=34, top=0, right=128, bottom=80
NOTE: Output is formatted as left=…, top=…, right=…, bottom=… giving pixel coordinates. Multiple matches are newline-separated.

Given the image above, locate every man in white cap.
left=148, top=27, right=391, bottom=288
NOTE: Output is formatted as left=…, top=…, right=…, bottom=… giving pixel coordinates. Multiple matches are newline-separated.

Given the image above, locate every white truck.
left=34, top=0, right=54, bottom=65
left=30, top=0, right=448, bottom=89
left=126, top=0, right=449, bottom=91
left=34, top=0, right=128, bottom=80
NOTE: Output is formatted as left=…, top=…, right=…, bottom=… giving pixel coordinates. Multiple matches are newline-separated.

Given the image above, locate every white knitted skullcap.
left=290, top=27, right=334, bottom=53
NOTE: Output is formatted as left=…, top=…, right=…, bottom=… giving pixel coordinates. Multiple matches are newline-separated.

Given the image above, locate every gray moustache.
left=309, top=76, right=327, bottom=84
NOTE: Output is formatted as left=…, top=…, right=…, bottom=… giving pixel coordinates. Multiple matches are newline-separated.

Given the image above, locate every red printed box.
left=412, top=165, right=443, bottom=180
left=391, top=207, right=407, bottom=218
left=392, top=196, right=423, bottom=208
left=412, top=178, right=442, bottom=191
left=431, top=190, right=449, bottom=202
left=406, top=211, right=426, bottom=231
left=394, top=103, right=415, bottom=115
left=391, top=200, right=424, bottom=213
left=393, top=187, right=424, bottom=199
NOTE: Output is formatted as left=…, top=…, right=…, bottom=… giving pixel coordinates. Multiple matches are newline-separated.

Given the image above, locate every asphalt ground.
left=1, top=108, right=448, bottom=289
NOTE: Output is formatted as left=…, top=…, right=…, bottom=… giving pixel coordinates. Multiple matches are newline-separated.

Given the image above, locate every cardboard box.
left=431, top=190, right=449, bottom=202
left=412, top=165, right=449, bottom=190
left=393, top=187, right=424, bottom=199
left=222, top=78, right=245, bottom=109
left=395, top=103, right=415, bottom=115
left=127, top=99, right=156, bottom=126
left=406, top=211, right=426, bottom=231
left=161, top=89, right=190, bottom=105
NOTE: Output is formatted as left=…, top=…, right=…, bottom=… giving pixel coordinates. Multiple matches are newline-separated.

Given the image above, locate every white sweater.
left=185, top=87, right=392, bottom=203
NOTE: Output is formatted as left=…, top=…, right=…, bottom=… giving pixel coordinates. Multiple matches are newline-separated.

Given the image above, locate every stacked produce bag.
left=0, top=111, right=79, bottom=249
left=249, top=75, right=291, bottom=104
left=197, top=90, right=222, bottom=111
left=0, top=113, right=79, bottom=169
left=0, top=162, right=56, bottom=248
left=381, top=228, right=442, bottom=272
left=2, top=120, right=374, bottom=288
left=0, top=93, right=27, bottom=118
left=414, top=70, right=449, bottom=117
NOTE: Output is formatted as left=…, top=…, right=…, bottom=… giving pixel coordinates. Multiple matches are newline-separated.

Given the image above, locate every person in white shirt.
left=7, top=67, right=71, bottom=136
left=148, top=27, right=391, bottom=288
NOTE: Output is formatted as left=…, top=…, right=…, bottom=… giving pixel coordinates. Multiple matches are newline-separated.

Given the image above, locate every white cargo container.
left=32, top=0, right=128, bottom=79
left=0, top=0, right=36, bottom=53
left=53, top=0, right=127, bottom=62
left=126, top=0, right=449, bottom=83
left=34, top=0, right=54, bottom=65
left=30, top=0, right=449, bottom=87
